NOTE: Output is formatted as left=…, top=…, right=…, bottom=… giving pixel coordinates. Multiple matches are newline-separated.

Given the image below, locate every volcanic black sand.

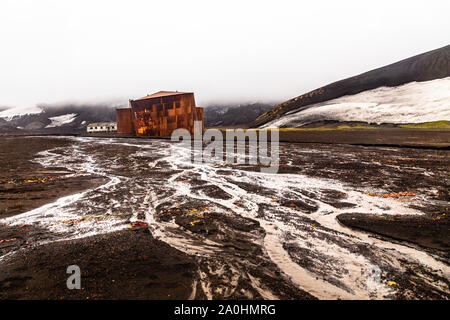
left=277, top=129, right=450, bottom=149
left=0, top=137, right=106, bottom=218
left=0, top=228, right=197, bottom=300
left=337, top=213, right=449, bottom=253
left=0, top=135, right=448, bottom=300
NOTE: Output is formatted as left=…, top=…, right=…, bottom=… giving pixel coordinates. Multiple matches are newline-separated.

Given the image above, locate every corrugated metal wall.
left=129, top=93, right=204, bottom=137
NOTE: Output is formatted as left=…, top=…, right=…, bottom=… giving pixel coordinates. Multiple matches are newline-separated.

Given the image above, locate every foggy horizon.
left=1, top=0, right=449, bottom=109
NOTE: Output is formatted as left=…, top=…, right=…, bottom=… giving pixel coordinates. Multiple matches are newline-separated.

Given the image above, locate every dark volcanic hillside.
left=252, top=45, right=450, bottom=127
left=204, top=103, right=274, bottom=127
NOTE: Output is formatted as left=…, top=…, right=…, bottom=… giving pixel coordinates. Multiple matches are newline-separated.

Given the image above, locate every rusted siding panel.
left=116, top=108, right=134, bottom=134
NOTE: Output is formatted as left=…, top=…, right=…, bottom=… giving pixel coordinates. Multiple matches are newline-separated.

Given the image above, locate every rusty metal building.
left=116, top=91, right=204, bottom=137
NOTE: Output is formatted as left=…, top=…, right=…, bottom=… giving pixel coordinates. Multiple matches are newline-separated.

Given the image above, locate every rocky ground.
left=0, top=136, right=448, bottom=300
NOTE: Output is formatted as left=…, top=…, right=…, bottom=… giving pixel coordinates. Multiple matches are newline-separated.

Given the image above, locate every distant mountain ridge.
left=3, top=45, right=448, bottom=133
left=252, top=45, right=450, bottom=127
left=0, top=104, right=119, bottom=134
left=0, top=102, right=273, bottom=133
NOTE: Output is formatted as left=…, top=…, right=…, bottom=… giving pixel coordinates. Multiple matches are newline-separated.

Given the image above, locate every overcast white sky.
left=0, top=0, right=449, bottom=107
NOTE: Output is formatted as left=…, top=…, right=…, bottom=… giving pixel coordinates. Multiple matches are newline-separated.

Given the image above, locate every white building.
left=87, top=122, right=117, bottom=133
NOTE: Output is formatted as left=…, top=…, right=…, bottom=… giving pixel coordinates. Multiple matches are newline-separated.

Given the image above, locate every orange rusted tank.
left=117, top=91, right=204, bottom=137
left=116, top=108, right=134, bottom=134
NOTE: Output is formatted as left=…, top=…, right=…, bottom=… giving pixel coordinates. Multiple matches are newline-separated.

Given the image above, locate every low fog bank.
left=0, top=100, right=276, bottom=133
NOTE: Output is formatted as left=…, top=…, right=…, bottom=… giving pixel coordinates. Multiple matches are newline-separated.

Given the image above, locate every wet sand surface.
left=0, top=137, right=107, bottom=218
left=0, top=136, right=448, bottom=299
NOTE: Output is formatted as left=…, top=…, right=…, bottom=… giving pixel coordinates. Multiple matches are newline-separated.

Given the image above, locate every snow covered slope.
left=253, top=45, right=449, bottom=127
left=45, top=113, right=77, bottom=128
left=0, top=103, right=118, bottom=133
left=263, top=77, right=450, bottom=128
left=0, top=106, right=43, bottom=120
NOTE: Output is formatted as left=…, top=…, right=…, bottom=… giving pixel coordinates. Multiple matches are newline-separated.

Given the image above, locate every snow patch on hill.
left=0, top=106, right=43, bottom=120
left=45, top=113, right=77, bottom=128
left=263, top=77, right=450, bottom=128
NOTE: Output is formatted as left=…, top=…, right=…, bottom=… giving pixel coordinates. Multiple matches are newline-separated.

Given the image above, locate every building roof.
left=87, top=122, right=117, bottom=127
left=134, top=91, right=192, bottom=101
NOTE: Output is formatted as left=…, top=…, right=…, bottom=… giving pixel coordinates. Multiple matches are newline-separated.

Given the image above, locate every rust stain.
left=116, top=108, right=134, bottom=134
